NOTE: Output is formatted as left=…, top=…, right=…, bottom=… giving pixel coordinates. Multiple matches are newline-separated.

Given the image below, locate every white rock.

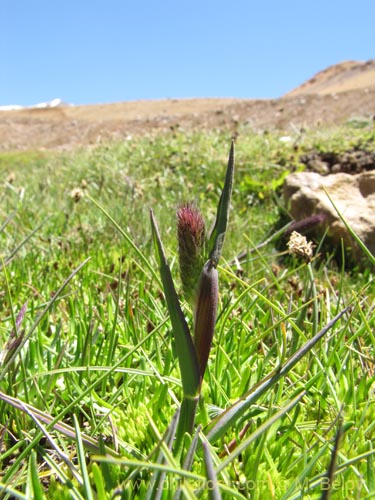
left=284, top=171, right=375, bottom=262
left=279, top=136, right=292, bottom=143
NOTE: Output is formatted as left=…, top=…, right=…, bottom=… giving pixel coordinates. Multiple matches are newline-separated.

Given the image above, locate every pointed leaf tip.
left=208, top=141, right=235, bottom=263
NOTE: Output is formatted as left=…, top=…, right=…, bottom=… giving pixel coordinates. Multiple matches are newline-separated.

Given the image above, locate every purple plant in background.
left=284, top=213, right=327, bottom=237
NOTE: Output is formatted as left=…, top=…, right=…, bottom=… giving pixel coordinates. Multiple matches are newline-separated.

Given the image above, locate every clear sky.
left=1, top=0, right=374, bottom=106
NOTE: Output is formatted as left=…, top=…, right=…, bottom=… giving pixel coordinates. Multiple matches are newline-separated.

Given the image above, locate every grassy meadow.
left=0, top=123, right=375, bottom=499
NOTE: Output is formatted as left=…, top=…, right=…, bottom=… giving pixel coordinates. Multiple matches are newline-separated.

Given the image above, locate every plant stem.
left=174, top=395, right=200, bottom=456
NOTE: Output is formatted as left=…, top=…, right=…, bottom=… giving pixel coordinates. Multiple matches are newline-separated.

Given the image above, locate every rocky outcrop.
left=300, top=149, right=375, bottom=175
left=283, top=171, right=375, bottom=263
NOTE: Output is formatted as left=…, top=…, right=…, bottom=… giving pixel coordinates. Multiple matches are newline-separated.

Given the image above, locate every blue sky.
left=1, top=0, right=374, bottom=106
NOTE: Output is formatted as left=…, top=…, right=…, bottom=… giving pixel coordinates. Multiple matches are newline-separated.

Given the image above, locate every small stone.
left=283, top=171, right=375, bottom=264
left=310, top=159, right=330, bottom=175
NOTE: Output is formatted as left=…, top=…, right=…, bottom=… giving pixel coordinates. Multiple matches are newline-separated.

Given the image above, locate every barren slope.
left=285, top=59, right=375, bottom=96
left=1, top=60, right=374, bottom=151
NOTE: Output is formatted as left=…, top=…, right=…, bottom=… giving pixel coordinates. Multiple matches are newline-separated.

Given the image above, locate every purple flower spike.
left=177, top=203, right=206, bottom=304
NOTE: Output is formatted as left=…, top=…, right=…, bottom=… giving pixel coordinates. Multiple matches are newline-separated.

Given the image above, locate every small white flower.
left=6, top=172, right=16, bottom=184
left=287, top=231, right=314, bottom=260
left=70, top=187, right=84, bottom=203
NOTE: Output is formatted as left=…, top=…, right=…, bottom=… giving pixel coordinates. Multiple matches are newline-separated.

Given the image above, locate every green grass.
left=0, top=124, right=374, bottom=499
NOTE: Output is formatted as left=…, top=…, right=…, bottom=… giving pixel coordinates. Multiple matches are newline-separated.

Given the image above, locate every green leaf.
left=4, top=217, right=47, bottom=266
left=0, top=257, right=91, bottom=382
left=320, top=419, right=344, bottom=500
left=173, top=426, right=201, bottom=500
left=88, top=195, right=161, bottom=283
left=205, top=307, right=348, bottom=444
left=91, top=463, right=109, bottom=500
left=208, top=140, right=235, bottom=263
left=74, top=414, right=95, bottom=500
left=0, top=483, right=28, bottom=499
left=0, top=389, right=118, bottom=457
left=202, top=441, right=222, bottom=500
left=147, top=408, right=180, bottom=500
left=216, top=392, right=306, bottom=474
left=28, top=451, right=45, bottom=500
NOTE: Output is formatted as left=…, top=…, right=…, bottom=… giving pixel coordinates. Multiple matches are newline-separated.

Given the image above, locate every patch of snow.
left=0, top=98, right=68, bottom=111
left=34, top=98, right=64, bottom=108
left=0, top=104, right=24, bottom=111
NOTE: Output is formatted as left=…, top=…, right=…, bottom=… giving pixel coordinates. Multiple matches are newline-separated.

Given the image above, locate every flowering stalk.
left=150, top=210, right=200, bottom=400
left=177, top=203, right=218, bottom=381
left=193, top=141, right=234, bottom=381
left=151, top=141, right=234, bottom=452
left=150, top=210, right=200, bottom=452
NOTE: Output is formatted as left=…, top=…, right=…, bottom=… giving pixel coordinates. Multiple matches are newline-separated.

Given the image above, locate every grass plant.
left=0, top=124, right=374, bottom=499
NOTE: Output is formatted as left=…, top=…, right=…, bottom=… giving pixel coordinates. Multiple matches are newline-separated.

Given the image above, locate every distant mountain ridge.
left=1, top=60, right=374, bottom=150
left=285, top=59, right=375, bottom=96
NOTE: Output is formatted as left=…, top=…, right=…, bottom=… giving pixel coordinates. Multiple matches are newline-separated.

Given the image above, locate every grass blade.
left=18, top=399, right=83, bottom=485
left=206, top=307, right=348, bottom=444
left=202, top=441, right=222, bottom=500
left=173, top=426, right=201, bottom=500
left=0, top=483, right=28, bottom=499
left=88, top=194, right=161, bottom=282
left=208, top=140, right=235, bottom=263
left=0, top=389, right=118, bottom=457
left=91, top=463, right=109, bottom=500
left=280, top=442, right=330, bottom=500
left=0, top=257, right=91, bottom=382
left=146, top=408, right=180, bottom=500
left=0, top=300, right=28, bottom=366
left=74, top=414, right=95, bottom=500
left=42, top=453, right=84, bottom=500
left=216, top=391, right=306, bottom=474
left=4, top=218, right=47, bottom=266
left=320, top=420, right=344, bottom=500
left=0, top=211, right=16, bottom=233
left=27, top=451, right=45, bottom=500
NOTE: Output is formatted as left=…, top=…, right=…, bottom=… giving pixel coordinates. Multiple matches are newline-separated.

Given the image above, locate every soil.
left=300, top=149, right=375, bottom=175
left=1, top=60, right=375, bottom=151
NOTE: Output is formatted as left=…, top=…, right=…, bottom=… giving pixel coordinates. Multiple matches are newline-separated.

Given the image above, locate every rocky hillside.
left=285, top=59, right=375, bottom=96
left=1, top=60, right=374, bottom=151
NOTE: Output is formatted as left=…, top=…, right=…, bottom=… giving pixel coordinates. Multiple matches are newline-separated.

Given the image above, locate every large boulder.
left=283, top=171, right=375, bottom=263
